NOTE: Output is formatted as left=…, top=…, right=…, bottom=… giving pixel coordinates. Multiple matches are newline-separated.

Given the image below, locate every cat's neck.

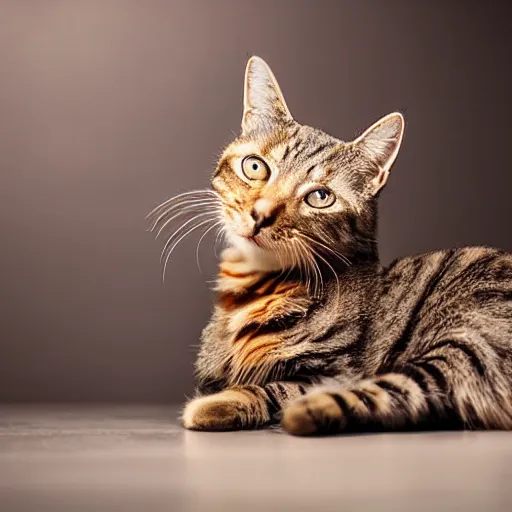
left=216, top=244, right=380, bottom=299
left=222, top=235, right=380, bottom=276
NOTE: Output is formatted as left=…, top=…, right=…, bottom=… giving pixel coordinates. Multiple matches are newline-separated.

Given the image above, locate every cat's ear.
left=242, top=56, right=293, bottom=133
left=353, top=112, right=404, bottom=195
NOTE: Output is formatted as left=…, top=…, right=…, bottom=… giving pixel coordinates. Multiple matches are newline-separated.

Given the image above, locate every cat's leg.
left=182, top=382, right=307, bottom=431
left=282, top=333, right=512, bottom=435
left=282, top=373, right=431, bottom=435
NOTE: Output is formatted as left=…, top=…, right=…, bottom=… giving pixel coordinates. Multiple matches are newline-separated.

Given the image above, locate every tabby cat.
left=148, top=57, right=512, bottom=435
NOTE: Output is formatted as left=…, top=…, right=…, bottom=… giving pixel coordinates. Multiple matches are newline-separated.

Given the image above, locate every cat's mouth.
left=228, top=219, right=267, bottom=249
left=245, top=234, right=263, bottom=247
left=227, top=228, right=274, bottom=254
left=235, top=231, right=267, bottom=251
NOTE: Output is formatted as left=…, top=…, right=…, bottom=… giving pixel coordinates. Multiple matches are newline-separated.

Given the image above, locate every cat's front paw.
left=182, top=387, right=271, bottom=431
left=182, top=394, right=243, bottom=431
left=282, top=392, right=348, bottom=436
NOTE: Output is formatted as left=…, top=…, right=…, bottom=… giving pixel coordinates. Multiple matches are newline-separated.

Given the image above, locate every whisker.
left=298, top=241, right=313, bottom=295
left=292, top=239, right=304, bottom=284
left=309, top=242, right=323, bottom=297
left=146, top=189, right=218, bottom=219
left=152, top=201, right=220, bottom=238
left=148, top=194, right=219, bottom=220
left=160, top=211, right=219, bottom=263
left=214, top=226, right=227, bottom=257
left=282, top=243, right=295, bottom=278
left=296, top=237, right=322, bottom=298
left=196, top=221, right=223, bottom=273
left=306, top=241, right=341, bottom=303
left=148, top=197, right=220, bottom=231
left=299, top=232, right=352, bottom=267
left=162, top=217, right=218, bottom=281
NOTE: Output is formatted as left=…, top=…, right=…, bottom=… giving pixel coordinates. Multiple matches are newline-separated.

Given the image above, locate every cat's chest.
left=214, top=265, right=309, bottom=384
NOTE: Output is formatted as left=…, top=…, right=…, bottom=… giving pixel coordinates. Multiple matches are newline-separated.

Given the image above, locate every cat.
left=148, top=56, right=512, bottom=435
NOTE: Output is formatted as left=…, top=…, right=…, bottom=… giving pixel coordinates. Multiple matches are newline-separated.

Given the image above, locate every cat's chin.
left=226, top=232, right=282, bottom=273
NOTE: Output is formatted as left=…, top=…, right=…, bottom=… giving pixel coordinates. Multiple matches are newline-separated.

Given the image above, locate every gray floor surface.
left=0, top=405, right=511, bottom=512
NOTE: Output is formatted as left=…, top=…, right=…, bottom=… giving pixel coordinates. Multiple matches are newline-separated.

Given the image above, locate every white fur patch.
left=225, top=231, right=282, bottom=272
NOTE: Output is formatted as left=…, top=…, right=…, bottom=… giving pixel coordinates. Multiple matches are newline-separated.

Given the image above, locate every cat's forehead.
left=225, top=123, right=351, bottom=177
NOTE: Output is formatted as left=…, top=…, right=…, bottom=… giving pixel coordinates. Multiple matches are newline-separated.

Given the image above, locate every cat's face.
left=212, top=57, right=404, bottom=269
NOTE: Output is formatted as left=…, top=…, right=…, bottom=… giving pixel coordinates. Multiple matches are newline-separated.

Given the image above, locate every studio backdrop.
left=1, top=0, right=511, bottom=402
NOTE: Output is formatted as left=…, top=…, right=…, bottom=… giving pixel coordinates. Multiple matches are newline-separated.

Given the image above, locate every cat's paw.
left=182, top=394, right=243, bottom=431
left=281, top=392, right=347, bottom=436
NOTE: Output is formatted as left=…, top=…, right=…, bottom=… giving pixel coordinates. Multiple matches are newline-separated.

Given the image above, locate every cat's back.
left=381, top=246, right=511, bottom=296
left=365, top=247, right=512, bottom=371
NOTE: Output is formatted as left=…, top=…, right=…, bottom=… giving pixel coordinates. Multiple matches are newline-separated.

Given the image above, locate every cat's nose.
left=250, top=210, right=274, bottom=235
left=250, top=199, right=283, bottom=235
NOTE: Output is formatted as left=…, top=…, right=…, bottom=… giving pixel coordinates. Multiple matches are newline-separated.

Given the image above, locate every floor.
left=0, top=406, right=511, bottom=512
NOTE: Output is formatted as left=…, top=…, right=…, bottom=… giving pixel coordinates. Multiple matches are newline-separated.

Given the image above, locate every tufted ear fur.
left=242, top=56, right=293, bottom=133
left=353, top=112, right=404, bottom=195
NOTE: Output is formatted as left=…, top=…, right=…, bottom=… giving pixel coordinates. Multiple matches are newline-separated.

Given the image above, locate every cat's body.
left=190, top=246, right=512, bottom=434
left=150, top=57, right=512, bottom=435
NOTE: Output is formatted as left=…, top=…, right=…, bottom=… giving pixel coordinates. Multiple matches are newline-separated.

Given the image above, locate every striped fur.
left=158, top=57, right=512, bottom=435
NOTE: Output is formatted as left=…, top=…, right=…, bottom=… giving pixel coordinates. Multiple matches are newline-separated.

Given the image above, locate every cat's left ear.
left=353, top=112, right=404, bottom=195
left=242, top=56, right=293, bottom=133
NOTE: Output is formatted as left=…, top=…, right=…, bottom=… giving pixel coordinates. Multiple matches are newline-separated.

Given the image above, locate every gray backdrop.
left=1, top=1, right=511, bottom=402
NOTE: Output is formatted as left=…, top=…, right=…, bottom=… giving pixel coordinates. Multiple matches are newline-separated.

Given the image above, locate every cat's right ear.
left=242, top=56, right=293, bottom=133
left=352, top=112, right=405, bottom=195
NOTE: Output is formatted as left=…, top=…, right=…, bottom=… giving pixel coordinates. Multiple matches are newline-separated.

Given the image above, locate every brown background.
left=0, top=1, right=511, bottom=402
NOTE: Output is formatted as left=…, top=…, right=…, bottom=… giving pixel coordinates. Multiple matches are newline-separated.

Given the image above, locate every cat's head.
left=212, top=57, right=404, bottom=271
left=149, top=57, right=404, bottom=277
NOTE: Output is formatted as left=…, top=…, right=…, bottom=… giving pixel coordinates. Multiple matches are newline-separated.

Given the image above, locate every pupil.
left=252, top=163, right=259, bottom=170
left=318, top=190, right=327, bottom=199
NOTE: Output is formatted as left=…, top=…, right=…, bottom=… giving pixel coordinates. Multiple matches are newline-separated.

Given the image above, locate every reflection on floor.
left=0, top=404, right=511, bottom=512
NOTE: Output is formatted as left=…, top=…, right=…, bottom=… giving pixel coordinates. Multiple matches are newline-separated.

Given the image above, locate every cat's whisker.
left=299, top=241, right=315, bottom=296
left=214, top=226, right=224, bottom=248
left=148, top=194, right=219, bottom=221
left=305, top=233, right=349, bottom=263
left=309, top=244, right=323, bottom=297
left=276, top=243, right=295, bottom=283
left=284, top=244, right=296, bottom=279
left=195, top=221, right=223, bottom=272
left=160, top=211, right=219, bottom=264
left=302, top=243, right=316, bottom=296
left=146, top=189, right=218, bottom=219
left=218, top=228, right=228, bottom=255
left=213, top=225, right=225, bottom=258
left=307, top=242, right=341, bottom=302
left=293, top=241, right=307, bottom=288
left=302, top=247, right=314, bottom=294
left=309, top=243, right=324, bottom=298
left=162, top=216, right=219, bottom=281
left=292, top=239, right=305, bottom=285
left=299, top=232, right=352, bottom=268
left=296, top=237, right=323, bottom=298
left=152, top=201, right=220, bottom=238
left=149, top=198, right=221, bottom=232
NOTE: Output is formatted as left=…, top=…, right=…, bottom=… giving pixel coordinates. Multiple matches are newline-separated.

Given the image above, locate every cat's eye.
left=305, top=188, right=335, bottom=209
left=241, top=156, right=270, bottom=181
